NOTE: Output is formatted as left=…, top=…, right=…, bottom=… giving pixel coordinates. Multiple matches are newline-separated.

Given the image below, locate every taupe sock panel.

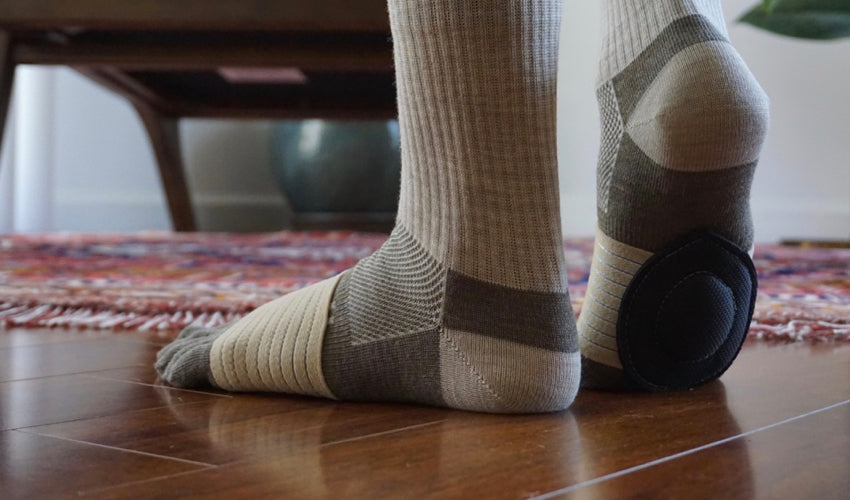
left=322, top=225, right=580, bottom=409
left=443, top=271, right=577, bottom=353
left=323, top=322, right=444, bottom=406
left=321, top=227, right=445, bottom=405
left=338, top=226, right=444, bottom=345
left=604, top=136, right=757, bottom=251
left=609, top=15, right=726, bottom=120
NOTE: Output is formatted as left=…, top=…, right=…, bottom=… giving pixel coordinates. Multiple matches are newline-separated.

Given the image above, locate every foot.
left=156, top=0, right=580, bottom=414
left=157, top=227, right=580, bottom=413
left=579, top=1, right=769, bottom=390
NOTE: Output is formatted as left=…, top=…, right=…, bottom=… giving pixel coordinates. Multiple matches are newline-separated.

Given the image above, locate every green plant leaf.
left=739, top=0, right=850, bottom=39
left=762, top=0, right=781, bottom=11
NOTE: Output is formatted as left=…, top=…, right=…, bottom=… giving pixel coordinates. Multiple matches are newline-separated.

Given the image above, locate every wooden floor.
left=0, top=328, right=848, bottom=499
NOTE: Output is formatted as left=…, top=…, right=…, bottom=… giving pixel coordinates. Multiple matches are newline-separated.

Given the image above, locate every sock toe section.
left=156, top=322, right=232, bottom=388
left=159, top=340, right=216, bottom=388
left=155, top=339, right=183, bottom=370
left=209, top=273, right=343, bottom=399
left=176, top=324, right=220, bottom=340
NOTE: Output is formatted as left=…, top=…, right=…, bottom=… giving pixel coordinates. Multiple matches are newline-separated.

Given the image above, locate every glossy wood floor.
left=1, top=328, right=848, bottom=499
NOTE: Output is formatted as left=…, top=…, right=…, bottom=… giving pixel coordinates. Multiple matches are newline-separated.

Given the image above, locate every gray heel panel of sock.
left=616, top=230, right=757, bottom=391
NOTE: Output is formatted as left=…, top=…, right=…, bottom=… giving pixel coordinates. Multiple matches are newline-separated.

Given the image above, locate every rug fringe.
left=2, top=300, right=848, bottom=341
left=0, top=302, right=241, bottom=332
left=750, top=319, right=850, bottom=342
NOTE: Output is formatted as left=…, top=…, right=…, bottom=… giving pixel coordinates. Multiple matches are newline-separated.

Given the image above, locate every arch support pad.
left=617, top=230, right=757, bottom=391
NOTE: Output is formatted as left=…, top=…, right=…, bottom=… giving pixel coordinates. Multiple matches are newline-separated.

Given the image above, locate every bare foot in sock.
left=578, top=0, right=769, bottom=391
left=155, top=0, right=580, bottom=414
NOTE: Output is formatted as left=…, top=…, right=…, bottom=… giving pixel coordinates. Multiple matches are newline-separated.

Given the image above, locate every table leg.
left=0, top=31, right=16, bottom=165
left=133, top=103, right=197, bottom=232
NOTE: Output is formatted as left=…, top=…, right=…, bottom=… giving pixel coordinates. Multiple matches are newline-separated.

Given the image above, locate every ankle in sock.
left=155, top=0, right=580, bottom=414
left=579, top=0, right=769, bottom=391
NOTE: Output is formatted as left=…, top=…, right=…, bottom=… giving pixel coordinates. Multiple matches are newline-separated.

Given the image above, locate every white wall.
left=0, top=67, right=287, bottom=233
left=50, top=68, right=171, bottom=231
left=558, top=0, right=850, bottom=241
left=2, top=0, right=848, bottom=240
left=45, top=68, right=288, bottom=232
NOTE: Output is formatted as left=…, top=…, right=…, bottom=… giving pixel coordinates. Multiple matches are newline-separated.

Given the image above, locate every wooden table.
left=0, top=1, right=395, bottom=231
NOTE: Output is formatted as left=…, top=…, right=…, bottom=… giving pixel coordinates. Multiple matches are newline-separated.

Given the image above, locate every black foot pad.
left=617, top=230, right=757, bottom=391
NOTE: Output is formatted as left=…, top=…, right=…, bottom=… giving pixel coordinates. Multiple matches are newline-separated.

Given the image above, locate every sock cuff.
left=209, top=273, right=343, bottom=399
left=388, top=0, right=568, bottom=293
left=598, top=0, right=727, bottom=83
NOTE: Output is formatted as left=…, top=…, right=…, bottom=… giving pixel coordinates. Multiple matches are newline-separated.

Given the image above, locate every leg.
left=156, top=0, right=580, bottom=413
left=133, top=103, right=197, bottom=232
left=579, top=0, right=769, bottom=390
left=0, top=31, right=16, bottom=164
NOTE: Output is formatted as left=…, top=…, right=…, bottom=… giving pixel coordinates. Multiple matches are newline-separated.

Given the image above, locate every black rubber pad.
left=617, top=230, right=758, bottom=391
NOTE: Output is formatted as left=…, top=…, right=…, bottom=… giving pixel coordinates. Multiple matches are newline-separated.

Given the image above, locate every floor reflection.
left=158, top=381, right=755, bottom=497
left=569, top=381, right=753, bottom=497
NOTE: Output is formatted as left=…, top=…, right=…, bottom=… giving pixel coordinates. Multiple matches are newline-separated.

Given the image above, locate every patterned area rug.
left=0, top=232, right=847, bottom=341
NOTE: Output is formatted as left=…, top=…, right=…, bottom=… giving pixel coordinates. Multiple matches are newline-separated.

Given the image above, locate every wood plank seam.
left=16, top=428, right=219, bottom=468
left=530, top=399, right=850, bottom=499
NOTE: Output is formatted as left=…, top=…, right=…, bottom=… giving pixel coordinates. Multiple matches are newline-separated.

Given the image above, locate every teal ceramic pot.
left=270, top=120, right=401, bottom=213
